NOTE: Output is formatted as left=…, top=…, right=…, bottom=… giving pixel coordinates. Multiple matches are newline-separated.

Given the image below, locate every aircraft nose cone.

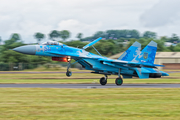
left=13, top=45, right=36, bottom=55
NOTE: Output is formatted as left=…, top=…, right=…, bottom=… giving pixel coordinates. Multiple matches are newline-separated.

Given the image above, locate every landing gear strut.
left=100, top=75, right=107, bottom=85
left=66, top=59, right=72, bottom=77
left=115, top=68, right=123, bottom=86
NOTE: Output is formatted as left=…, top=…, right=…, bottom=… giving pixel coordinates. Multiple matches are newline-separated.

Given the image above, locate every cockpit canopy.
left=42, top=41, right=63, bottom=46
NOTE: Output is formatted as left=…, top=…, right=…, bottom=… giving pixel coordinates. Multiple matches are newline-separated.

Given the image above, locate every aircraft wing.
left=98, top=58, right=128, bottom=64
left=97, top=58, right=164, bottom=67
left=45, top=51, right=87, bottom=58
left=97, top=58, right=129, bottom=69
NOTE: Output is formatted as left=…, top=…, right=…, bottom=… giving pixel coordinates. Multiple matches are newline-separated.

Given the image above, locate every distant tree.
left=130, top=30, right=140, bottom=39
left=0, top=36, right=2, bottom=45
left=168, top=45, right=175, bottom=52
left=106, top=30, right=122, bottom=39
left=160, top=36, right=169, bottom=42
left=93, top=31, right=105, bottom=39
left=81, top=36, right=94, bottom=41
left=0, top=36, right=26, bottom=63
left=143, top=31, right=157, bottom=39
left=76, top=33, right=83, bottom=40
left=60, top=30, right=70, bottom=41
left=65, top=40, right=87, bottom=48
left=34, top=32, right=45, bottom=43
left=49, top=30, right=61, bottom=41
left=103, top=30, right=140, bottom=39
left=154, top=40, right=168, bottom=52
left=126, top=38, right=138, bottom=48
left=174, top=43, right=180, bottom=51
left=169, top=34, right=179, bottom=43
left=11, top=33, right=21, bottom=41
left=93, top=40, right=116, bottom=56
left=81, top=29, right=141, bottom=41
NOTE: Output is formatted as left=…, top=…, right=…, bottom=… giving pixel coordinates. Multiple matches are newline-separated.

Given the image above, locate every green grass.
left=0, top=78, right=180, bottom=84
left=0, top=72, right=179, bottom=119
left=23, top=66, right=84, bottom=72
left=0, top=88, right=179, bottom=120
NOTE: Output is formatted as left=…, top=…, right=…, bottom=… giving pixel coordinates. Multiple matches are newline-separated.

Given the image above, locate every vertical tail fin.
left=132, top=41, right=157, bottom=64
left=118, top=41, right=141, bottom=61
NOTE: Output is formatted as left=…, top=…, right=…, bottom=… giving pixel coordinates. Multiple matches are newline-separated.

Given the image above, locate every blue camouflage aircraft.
left=13, top=37, right=169, bottom=85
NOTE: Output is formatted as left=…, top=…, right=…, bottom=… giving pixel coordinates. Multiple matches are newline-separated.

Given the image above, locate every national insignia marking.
left=143, top=52, right=148, bottom=59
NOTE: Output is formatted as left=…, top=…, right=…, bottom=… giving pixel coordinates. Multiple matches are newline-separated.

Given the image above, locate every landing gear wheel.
left=115, top=77, right=123, bottom=86
left=100, top=77, right=107, bottom=85
left=66, top=71, right=72, bottom=77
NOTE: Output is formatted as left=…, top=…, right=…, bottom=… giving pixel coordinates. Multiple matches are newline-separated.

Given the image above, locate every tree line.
left=35, top=30, right=71, bottom=43
left=33, top=29, right=180, bottom=44
left=0, top=29, right=180, bottom=66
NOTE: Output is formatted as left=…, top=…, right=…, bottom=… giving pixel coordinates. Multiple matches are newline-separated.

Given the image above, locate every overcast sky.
left=0, top=0, right=180, bottom=43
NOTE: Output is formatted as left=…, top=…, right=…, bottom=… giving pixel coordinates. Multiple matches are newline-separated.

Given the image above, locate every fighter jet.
left=13, top=37, right=169, bottom=85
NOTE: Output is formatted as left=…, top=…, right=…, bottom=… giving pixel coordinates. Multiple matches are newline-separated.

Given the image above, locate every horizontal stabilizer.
left=83, top=37, right=102, bottom=49
left=153, top=64, right=164, bottom=67
left=140, top=67, right=161, bottom=74
left=142, top=63, right=164, bottom=67
left=160, top=71, right=169, bottom=76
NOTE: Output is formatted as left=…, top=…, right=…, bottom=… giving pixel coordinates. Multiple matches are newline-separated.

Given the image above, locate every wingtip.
left=98, top=37, right=102, bottom=39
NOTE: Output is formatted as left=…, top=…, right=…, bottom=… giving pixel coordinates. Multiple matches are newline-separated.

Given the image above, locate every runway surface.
left=0, top=83, right=179, bottom=88
left=0, top=72, right=89, bottom=74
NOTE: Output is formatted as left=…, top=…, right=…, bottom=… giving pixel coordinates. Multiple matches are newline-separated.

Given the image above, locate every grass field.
left=0, top=88, right=179, bottom=120
left=0, top=72, right=180, bottom=84
left=0, top=71, right=180, bottom=119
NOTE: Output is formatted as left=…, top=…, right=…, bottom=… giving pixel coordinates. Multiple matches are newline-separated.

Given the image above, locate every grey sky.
left=0, top=0, right=180, bottom=43
left=140, top=0, right=180, bottom=27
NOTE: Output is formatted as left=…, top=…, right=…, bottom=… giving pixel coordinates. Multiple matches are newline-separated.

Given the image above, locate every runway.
left=0, top=83, right=179, bottom=88
left=0, top=72, right=89, bottom=74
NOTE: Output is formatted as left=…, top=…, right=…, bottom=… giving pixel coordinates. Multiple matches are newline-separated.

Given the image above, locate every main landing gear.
left=115, top=77, right=123, bottom=86
left=99, top=69, right=123, bottom=86
left=115, top=68, right=123, bottom=86
left=99, top=76, right=123, bottom=86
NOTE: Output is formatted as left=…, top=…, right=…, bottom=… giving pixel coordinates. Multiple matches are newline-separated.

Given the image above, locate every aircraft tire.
left=100, top=77, right=107, bottom=85
left=66, top=71, right=72, bottom=77
left=115, top=77, right=123, bottom=86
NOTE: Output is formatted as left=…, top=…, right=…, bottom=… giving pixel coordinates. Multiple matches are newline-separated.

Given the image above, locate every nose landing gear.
left=66, top=59, right=72, bottom=77
left=66, top=70, right=72, bottom=77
